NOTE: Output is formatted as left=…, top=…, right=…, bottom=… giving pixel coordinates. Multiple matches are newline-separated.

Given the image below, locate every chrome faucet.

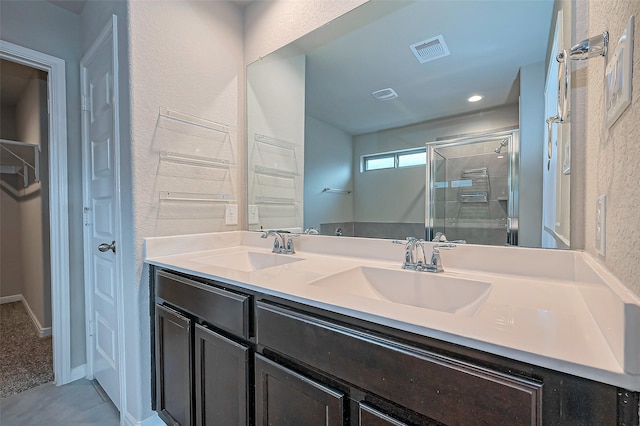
left=261, top=230, right=296, bottom=254
left=393, top=238, right=456, bottom=272
left=393, top=237, right=427, bottom=271
left=425, top=243, right=456, bottom=272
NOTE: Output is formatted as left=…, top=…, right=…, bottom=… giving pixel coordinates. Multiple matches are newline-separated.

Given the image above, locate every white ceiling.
left=293, top=0, right=556, bottom=135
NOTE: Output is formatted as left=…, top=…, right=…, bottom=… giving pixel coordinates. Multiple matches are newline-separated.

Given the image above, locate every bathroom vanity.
left=146, top=232, right=640, bottom=426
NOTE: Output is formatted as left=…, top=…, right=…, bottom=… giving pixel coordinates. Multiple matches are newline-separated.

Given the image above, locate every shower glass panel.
left=426, top=130, right=519, bottom=246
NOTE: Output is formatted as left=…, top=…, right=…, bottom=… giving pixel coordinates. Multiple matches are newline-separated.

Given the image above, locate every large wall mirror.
left=247, top=0, right=571, bottom=249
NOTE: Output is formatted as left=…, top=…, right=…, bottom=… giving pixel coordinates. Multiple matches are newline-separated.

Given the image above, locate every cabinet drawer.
left=256, top=302, right=541, bottom=426
left=156, top=270, right=251, bottom=339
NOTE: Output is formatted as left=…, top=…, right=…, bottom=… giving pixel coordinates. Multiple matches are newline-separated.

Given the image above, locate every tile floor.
left=0, top=379, right=120, bottom=425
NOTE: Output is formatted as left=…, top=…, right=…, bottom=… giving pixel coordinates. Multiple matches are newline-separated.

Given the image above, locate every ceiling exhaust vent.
left=371, top=87, right=398, bottom=101
left=410, top=35, right=450, bottom=64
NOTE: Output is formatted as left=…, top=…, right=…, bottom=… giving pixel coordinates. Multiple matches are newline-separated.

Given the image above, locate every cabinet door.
left=194, top=324, right=250, bottom=426
left=155, top=304, right=193, bottom=426
left=255, top=354, right=345, bottom=425
left=358, top=404, right=408, bottom=426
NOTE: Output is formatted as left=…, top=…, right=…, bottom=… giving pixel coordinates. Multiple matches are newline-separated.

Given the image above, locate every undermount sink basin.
left=309, top=266, right=491, bottom=315
left=192, top=251, right=303, bottom=272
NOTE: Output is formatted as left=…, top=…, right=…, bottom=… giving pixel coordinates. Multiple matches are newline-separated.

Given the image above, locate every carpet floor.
left=0, top=302, right=54, bottom=399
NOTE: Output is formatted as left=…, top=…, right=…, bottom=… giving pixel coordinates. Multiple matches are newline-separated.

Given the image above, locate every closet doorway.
left=0, top=41, right=72, bottom=390
left=0, top=59, right=53, bottom=397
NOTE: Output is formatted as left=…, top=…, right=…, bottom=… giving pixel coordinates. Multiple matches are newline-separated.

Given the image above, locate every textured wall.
left=580, top=0, right=640, bottom=294
left=128, top=0, right=244, bottom=421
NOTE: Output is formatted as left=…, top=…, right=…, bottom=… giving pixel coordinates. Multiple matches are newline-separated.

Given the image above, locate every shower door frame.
left=425, top=129, right=520, bottom=245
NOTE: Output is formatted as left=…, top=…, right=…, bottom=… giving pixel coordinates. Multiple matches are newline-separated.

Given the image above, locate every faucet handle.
left=434, top=242, right=457, bottom=249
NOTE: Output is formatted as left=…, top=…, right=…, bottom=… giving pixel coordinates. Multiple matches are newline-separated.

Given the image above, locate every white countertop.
left=145, top=231, right=640, bottom=391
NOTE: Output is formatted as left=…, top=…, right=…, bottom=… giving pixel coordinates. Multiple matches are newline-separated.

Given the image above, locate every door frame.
left=0, top=41, right=72, bottom=384
left=80, top=14, right=125, bottom=408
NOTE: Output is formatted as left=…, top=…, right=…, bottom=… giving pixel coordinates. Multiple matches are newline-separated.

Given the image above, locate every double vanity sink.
left=191, top=248, right=491, bottom=316
left=145, top=231, right=640, bottom=392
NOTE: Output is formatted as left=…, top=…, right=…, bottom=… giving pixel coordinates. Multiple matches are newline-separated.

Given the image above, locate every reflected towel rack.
left=254, top=195, right=296, bottom=205
left=322, top=187, right=352, bottom=194
left=254, top=165, right=298, bottom=177
left=160, top=150, right=231, bottom=168
left=160, top=191, right=234, bottom=203
left=159, top=107, right=229, bottom=134
left=254, top=133, right=295, bottom=150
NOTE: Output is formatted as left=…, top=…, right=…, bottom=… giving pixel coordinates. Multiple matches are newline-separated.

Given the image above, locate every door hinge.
left=83, top=206, right=92, bottom=226
left=81, top=95, right=90, bottom=112
left=88, top=319, right=94, bottom=337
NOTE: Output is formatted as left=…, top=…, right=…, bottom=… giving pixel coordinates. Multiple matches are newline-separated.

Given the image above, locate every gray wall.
left=304, top=115, right=354, bottom=230
left=519, top=61, right=545, bottom=247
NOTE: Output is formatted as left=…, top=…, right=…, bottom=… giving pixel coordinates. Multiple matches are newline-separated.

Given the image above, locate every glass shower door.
left=426, top=130, right=519, bottom=246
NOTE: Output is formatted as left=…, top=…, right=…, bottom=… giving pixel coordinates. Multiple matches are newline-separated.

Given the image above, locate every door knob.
left=98, top=240, right=116, bottom=253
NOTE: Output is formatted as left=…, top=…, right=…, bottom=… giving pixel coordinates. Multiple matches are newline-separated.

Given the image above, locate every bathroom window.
left=362, top=148, right=426, bottom=172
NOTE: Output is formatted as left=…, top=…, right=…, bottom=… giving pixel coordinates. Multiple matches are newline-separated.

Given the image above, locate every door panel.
left=194, top=324, right=249, bottom=426
left=255, top=354, right=345, bottom=425
left=81, top=17, right=120, bottom=409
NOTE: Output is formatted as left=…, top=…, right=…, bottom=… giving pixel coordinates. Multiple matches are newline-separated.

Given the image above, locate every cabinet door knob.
left=98, top=240, right=116, bottom=254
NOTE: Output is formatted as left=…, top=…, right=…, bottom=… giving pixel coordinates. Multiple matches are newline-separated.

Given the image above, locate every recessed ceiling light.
left=468, top=95, right=483, bottom=103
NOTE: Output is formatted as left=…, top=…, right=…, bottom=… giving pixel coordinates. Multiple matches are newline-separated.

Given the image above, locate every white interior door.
left=81, top=16, right=122, bottom=410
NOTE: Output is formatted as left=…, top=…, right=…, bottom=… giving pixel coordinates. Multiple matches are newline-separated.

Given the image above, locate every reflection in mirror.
left=426, top=130, right=519, bottom=246
left=247, top=0, right=571, bottom=248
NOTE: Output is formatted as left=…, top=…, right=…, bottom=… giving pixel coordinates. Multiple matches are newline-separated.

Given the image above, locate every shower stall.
left=426, top=130, right=519, bottom=246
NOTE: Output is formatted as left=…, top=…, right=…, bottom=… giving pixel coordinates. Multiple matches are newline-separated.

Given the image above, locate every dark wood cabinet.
left=194, top=324, right=250, bottom=426
left=151, top=267, right=639, bottom=426
left=154, top=270, right=253, bottom=426
left=255, top=354, right=345, bottom=425
left=155, top=304, right=193, bottom=426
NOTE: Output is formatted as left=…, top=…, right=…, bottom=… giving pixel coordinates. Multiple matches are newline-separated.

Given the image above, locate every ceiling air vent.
left=371, top=87, right=398, bottom=101
left=410, top=35, right=450, bottom=64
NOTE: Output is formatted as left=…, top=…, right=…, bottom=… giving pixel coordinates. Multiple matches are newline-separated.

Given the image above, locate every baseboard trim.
left=19, top=296, right=51, bottom=338
left=0, top=294, right=23, bottom=304
left=123, top=411, right=164, bottom=426
left=69, top=365, right=87, bottom=383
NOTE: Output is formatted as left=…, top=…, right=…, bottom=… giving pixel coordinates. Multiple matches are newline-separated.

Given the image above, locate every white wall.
left=353, top=105, right=519, bottom=225
left=0, top=0, right=84, bottom=365
left=577, top=1, right=640, bottom=295
left=519, top=61, right=545, bottom=247
left=128, top=0, right=243, bottom=422
left=15, top=72, right=51, bottom=329
left=304, top=115, right=354, bottom=230
left=247, top=49, right=306, bottom=231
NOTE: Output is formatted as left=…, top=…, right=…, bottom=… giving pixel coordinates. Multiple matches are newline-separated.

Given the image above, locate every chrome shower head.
left=494, top=138, right=509, bottom=154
